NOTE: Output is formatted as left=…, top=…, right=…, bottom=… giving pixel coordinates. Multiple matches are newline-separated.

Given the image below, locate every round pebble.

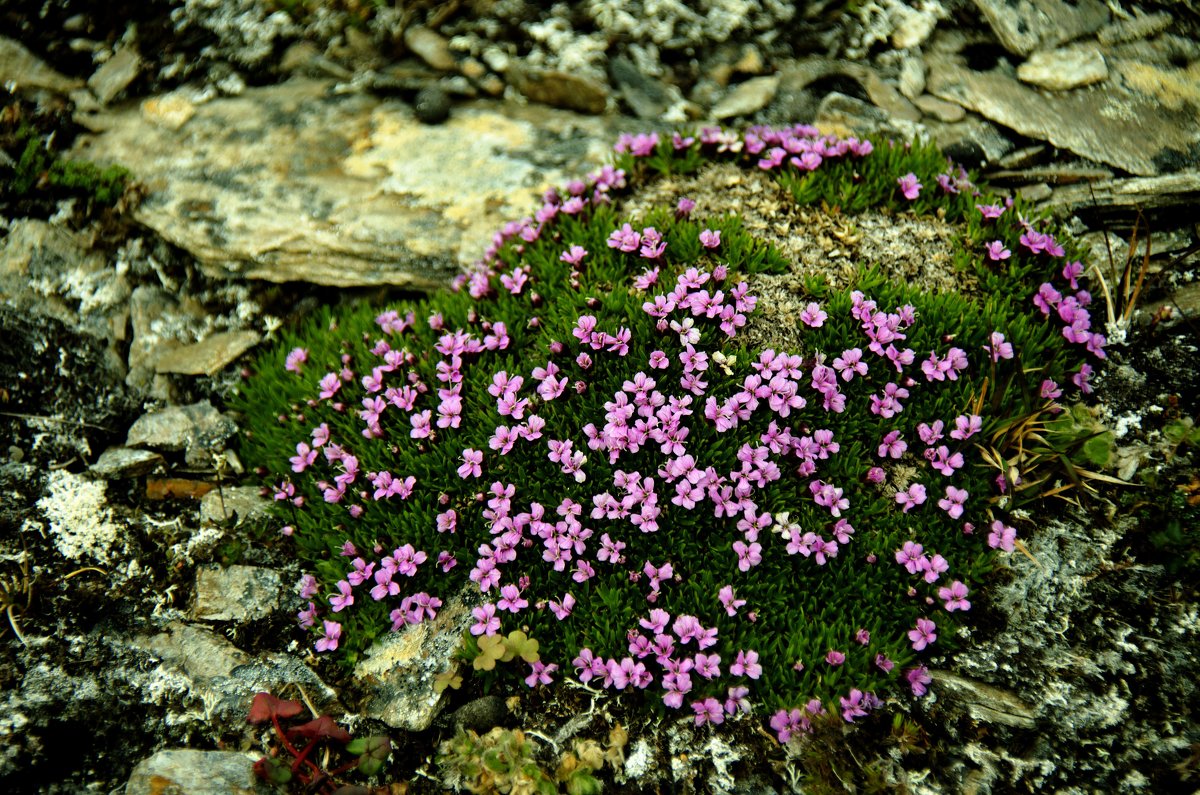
left=414, top=87, right=451, bottom=125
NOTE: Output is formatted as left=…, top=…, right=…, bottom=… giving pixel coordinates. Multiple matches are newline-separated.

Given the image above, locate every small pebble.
left=414, top=87, right=451, bottom=124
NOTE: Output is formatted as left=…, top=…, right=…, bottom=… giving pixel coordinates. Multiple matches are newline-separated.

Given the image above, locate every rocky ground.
left=2, top=1, right=1199, bottom=793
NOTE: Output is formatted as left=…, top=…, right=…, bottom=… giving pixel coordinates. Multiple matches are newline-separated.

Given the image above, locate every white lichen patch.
left=35, top=470, right=125, bottom=563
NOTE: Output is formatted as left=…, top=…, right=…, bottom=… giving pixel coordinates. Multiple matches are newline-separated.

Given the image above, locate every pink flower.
left=560, top=245, right=588, bottom=266
left=692, top=697, right=724, bottom=726
left=878, top=430, right=907, bottom=459
left=825, top=649, right=845, bottom=666
left=984, top=331, right=1014, bottom=362
left=895, top=483, right=927, bottom=513
left=938, top=580, right=971, bottom=611
left=799, top=302, right=827, bottom=327
left=897, top=172, right=922, bottom=200
left=730, top=649, right=762, bottom=679
left=906, top=665, right=933, bottom=696
left=470, top=603, right=500, bottom=636
left=329, top=580, right=354, bottom=612
left=285, top=347, right=308, bottom=373
left=908, top=618, right=937, bottom=651
left=315, top=620, right=341, bottom=652
left=699, top=229, right=721, bottom=249
left=718, top=585, right=746, bottom=616
left=986, top=240, right=1011, bottom=261
left=937, top=485, right=968, bottom=519
left=525, top=661, right=558, bottom=687
left=457, top=448, right=483, bottom=479
left=987, top=520, right=1017, bottom=551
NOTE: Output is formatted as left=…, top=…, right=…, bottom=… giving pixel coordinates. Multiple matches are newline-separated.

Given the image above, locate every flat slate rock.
left=971, top=0, right=1109, bottom=56
left=192, top=564, right=282, bottom=621
left=71, top=78, right=618, bottom=287
left=125, top=749, right=275, bottom=795
left=154, top=329, right=261, bottom=376
left=90, top=446, right=163, bottom=478
left=0, top=36, right=83, bottom=94
left=199, top=485, right=271, bottom=526
left=126, top=399, right=238, bottom=465
left=927, top=56, right=1200, bottom=176
left=354, top=593, right=473, bottom=731
left=1017, top=46, right=1108, bottom=91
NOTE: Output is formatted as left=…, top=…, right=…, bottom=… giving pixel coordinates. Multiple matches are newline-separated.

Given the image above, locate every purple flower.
left=1073, top=363, right=1095, bottom=394
left=878, top=430, right=907, bottom=459
left=285, top=347, right=308, bottom=373
left=730, top=649, right=762, bottom=678
left=470, top=603, right=500, bottom=636
left=984, top=331, right=1014, bottom=362
left=1040, top=379, right=1063, bottom=400
left=866, top=466, right=886, bottom=484
left=976, top=203, right=1004, bottom=220
left=329, top=580, right=354, bottom=612
left=895, top=483, right=927, bottom=513
left=560, top=245, right=588, bottom=266
left=938, top=485, right=969, bottom=519
left=699, top=229, right=722, bottom=249
left=315, top=620, right=341, bottom=652
left=986, top=240, right=1011, bottom=261
left=525, top=661, right=559, bottom=687
left=457, top=448, right=483, bottom=479
left=938, top=580, right=971, bottom=611
left=549, top=593, right=575, bottom=620
left=825, top=649, right=846, bottom=666
left=987, top=520, right=1017, bottom=552
left=897, top=172, right=922, bottom=200
left=906, top=665, right=933, bottom=696
left=692, top=697, right=724, bottom=726
left=718, top=585, right=746, bottom=616
left=675, top=197, right=695, bottom=219
left=908, top=618, right=937, bottom=651
left=799, top=302, right=827, bottom=328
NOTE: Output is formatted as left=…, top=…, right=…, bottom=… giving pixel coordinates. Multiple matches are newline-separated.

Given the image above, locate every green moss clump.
left=8, top=125, right=131, bottom=207
left=233, top=126, right=1105, bottom=738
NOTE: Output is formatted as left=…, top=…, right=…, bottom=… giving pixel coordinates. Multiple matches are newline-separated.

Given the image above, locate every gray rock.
left=404, top=25, right=456, bottom=72
left=1097, top=10, right=1173, bottom=45
left=200, top=485, right=271, bottom=527
left=890, top=1, right=944, bottom=49
left=125, top=749, right=274, bottom=795
left=72, top=78, right=618, bottom=286
left=914, top=94, right=964, bottom=122
left=88, top=46, right=140, bottom=105
left=0, top=36, right=84, bottom=95
left=414, top=86, right=452, bottom=124
left=1039, top=171, right=1200, bottom=217
left=814, top=92, right=906, bottom=138
left=929, top=116, right=1014, bottom=167
left=134, top=621, right=339, bottom=722
left=0, top=218, right=122, bottom=337
left=779, top=58, right=921, bottom=124
left=610, top=55, right=677, bottom=120
left=927, top=55, right=1199, bottom=175
left=153, top=329, right=261, bottom=376
left=1017, top=46, right=1108, bottom=91
left=354, top=592, right=473, bottom=731
left=90, top=446, right=163, bottom=478
left=507, top=62, right=608, bottom=115
left=711, top=75, right=781, bottom=120
left=452, top=695, right=509, bottom=732
left=126, top=399, right=238, bottom=466
left=897, top=55, right=926, bottom=100
left=970, top=0, right=1109, bottom=56
left=192, top=564, right=282, bottom=622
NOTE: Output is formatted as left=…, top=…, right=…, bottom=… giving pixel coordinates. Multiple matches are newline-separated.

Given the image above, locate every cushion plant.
left=233, top=124, right=1104, bottom=740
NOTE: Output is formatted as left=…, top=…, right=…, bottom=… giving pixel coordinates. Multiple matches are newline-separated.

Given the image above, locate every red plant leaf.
left=248, top=691, right=304, bottom=724
left=287, top=714, right=352, bottom=744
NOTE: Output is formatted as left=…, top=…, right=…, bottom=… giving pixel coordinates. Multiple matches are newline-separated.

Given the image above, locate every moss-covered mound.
left=233, top=125, right=1104, bottom=739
